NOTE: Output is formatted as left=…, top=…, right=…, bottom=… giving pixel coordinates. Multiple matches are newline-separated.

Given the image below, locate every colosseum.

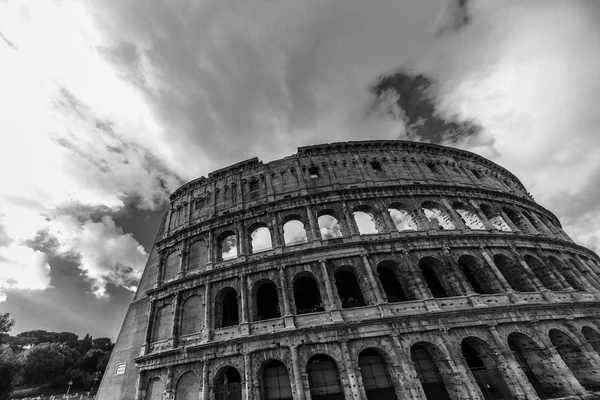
left=97, top=140, right=600, bottom=400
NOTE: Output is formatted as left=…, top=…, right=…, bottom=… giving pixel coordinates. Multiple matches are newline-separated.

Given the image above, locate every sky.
left=0, top=0, right=599, bottom=340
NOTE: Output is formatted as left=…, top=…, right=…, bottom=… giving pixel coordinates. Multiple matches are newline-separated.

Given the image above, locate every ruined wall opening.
left=334, top=269, right=366, bottom=308
left=318, top=212, right=343, bottom=240
left=418, top=257, right=459, bottom=298
left=508, top=332, right=560, bottom=398
left=358, top=349, right=398, bottom=400
left=307, top=354, right=344, bottom=400
left=152, top=304, right=172, bottom=342
left=453, top=203, right=485, bottom=230
left=524, top=255, right=561, bottom=291
left=187, top=239, right=208, bottom=272
left=493, top=254, right=535, bottom=292
left=215, top=287, right=239, bottom=328
left=388, top=203, right=420, bottom=231
left=377, top=264, right=409, bottom=303
left=502, top=208, right=531, bottom=233
left=582, top=327, right=600, bottom=355
left=480, top=205, right=511, bottom=232
left=163, top=250, right=180, bottom=282
left=293, top=275, right=324, bottom=314
left=263, top=360, right=293, bottom=400
left=215, top=367, right=242, bottom=400
left=283, top=219, right=308, bottom=245
left=353, top=211, right=379, bottom=235
left=410, top=344, right=452, bottom=400
left=145, top=378, right=165, bottom=400
left=175, top=372, right=200, bottom=400
left=461, top=337, right=512, bottom=400
left=422, top=201, right=456, bottom=230
left=179, top=295, right=202, bottom=336
left=250, top=225, right=273, bottom=253
left=255, top=281, right=281, bottom=321
left=549, top=329, right=600, bottom=391
left=547, top=256, right=584, bottom=291
left=458, top=255, right=499, bottom=294
left=218, top=232, right=238, bottom=261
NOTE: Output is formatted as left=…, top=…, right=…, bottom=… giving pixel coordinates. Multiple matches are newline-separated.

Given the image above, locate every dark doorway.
left=293, top=276, right=324, bottom=314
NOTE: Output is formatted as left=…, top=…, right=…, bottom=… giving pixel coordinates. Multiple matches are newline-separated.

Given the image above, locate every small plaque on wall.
left=115, top=362, right=126, bottom=375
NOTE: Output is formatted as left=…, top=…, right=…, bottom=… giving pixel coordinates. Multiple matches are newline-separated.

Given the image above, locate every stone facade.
left=97, top=140, right=600, bottom=400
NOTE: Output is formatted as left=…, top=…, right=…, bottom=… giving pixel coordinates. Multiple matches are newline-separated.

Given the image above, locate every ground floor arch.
left=460, top=337, right=512, bottom=400
left=214, top=367, right=242, bottom=400
left=358, top=349, right=398, bottom=400
left=307, top=354, right=345, bottom=400
left=549, top=328, right=600, bottom=391
left=410, top=343, right=452, bottom=400
left=263, top=360, right=293, bottom=400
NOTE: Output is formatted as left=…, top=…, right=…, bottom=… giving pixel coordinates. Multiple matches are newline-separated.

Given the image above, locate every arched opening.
left=283, top=219, right=308, bottom=245
left=419, top=257, right=458, bottom=298
left=377, top=263, right=408, bottom=303
left=145, top=377, right=165, bottom=400
left=176, top=372, right=200, bottom=400
left=502, top=208, right=531, bottom=233
left=388, top=205, right=420, bottom=231
left=548, top=256, right=585, bottom=291
left=422, top=202, right=456, bottom=230
left=461, top=338, right=513, bottom=400
left=163, top=250, right=180, bottom=282
left=255, top=281, right=281, bottom=321
left=353, top=211, right=379, bottom=235
left=522, top=211, right=545, bottom=234
left=152, top=304, right=173, bottom=342
left=493, top=254, right=535, bottom=292
left=582, top=327, right=600, bottom=355
left=549, top=329, right=600, bottom=391
left=359, top=349, right=398, bottom=400
left=318, top=214, right=343, bottom=240
left=508, top=332, right=560, bottom=397
left=458, top=255, right=499, bottom=294
left=215, top=288, right=239, bottom=329
left=187, top=240, right=208, bottom=271
left=481, top=205, right=511, bottom=232
left=410, top=344, right=452, bottom=400
left=250, top=225, right=273, bottom=253
left=453, top=203, right=485, bottom=230
left=180, top=295, right=202, bottom=336
left=307, top=354, right=344, bottom=400
left=215, top=367, right=242, bottom=400
left=218, top=232, right=238, bottom=261
left=263, top=360, right=293, bottom=400
left=524, top=255, right=561, bottom=290
left=293, top=275, right=324, bottom=314
left=334, top=269, right=366, bottom=308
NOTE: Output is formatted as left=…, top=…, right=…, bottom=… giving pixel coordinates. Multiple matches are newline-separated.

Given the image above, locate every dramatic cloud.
left=0, top=243, right=51, bottom=302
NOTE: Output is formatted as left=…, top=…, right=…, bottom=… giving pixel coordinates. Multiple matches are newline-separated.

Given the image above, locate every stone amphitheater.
left=97, top=140, right=600, bottom=400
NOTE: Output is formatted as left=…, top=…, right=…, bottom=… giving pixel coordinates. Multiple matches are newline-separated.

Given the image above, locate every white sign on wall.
left=116, top=362, right=127, bottom=375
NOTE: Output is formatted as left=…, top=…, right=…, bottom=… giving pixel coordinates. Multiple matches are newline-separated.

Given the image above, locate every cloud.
left=0, top=243, right=51, bottom=302
left=408, top=0, right=600, bottom=251
left=45, top=215, right=147, bottom=297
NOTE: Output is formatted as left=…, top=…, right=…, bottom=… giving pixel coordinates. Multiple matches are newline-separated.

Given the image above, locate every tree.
left=0, top=314, right=14, bottom=334
left=0, top=314, right=18, bottom=400
left=22, top=343, right=66, bottom=384
left=92, top=337, right=113, bottom=352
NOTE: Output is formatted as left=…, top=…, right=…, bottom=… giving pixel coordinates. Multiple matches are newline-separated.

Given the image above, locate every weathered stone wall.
left=98, top=140, right=600, bottom=400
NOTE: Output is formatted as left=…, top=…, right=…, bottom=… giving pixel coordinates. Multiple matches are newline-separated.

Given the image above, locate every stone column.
left=342, top=202, right=360, bottom=237
left=468, top=199, right=494, bottom=230
left=436, top=336, right=480, bottom=399
left=499, top=209, right=520, bottom=232
left=339, top=341, right=363, bottom=400
left=206, top=230, right=214, bottom=269
left=564, top=321, right=600, bottom=367
left=399, top=250, right=441, bottom=311
left=569, top=257, right=600, bottom=291
left=270, top=213, right=282, bottom=248
left=202, top=284, right=212, bottom=343
left=480, top=247, right=514, bottom=293
left=319, top=259, right=343, bottom=322
left=487, top=325, right=537, bottom=400
left=240, top=274, right=250, bottom=335
left=411, top=201, right=433, bottom=231
left=390, top=336, right=427, bottom=399
left=243, top=353, right=252, bottom=400
left=510, top=248, right=551, bottom=297
left=440, top=198, right=468, bottom=230
left=201, top=363, right=210, bottom=400
left=305, top=205, right=320, bottom=242
left=290, top=345, right=306, bottom=400
left=235, top=220, right=245, bottom=256
left=441, top=247, right=477, bottom=297
left=361, top=253, right=385, bottom=304
left=171, top=292, right=182, bottom=348
left=278, top=267, right=295, bottom=329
